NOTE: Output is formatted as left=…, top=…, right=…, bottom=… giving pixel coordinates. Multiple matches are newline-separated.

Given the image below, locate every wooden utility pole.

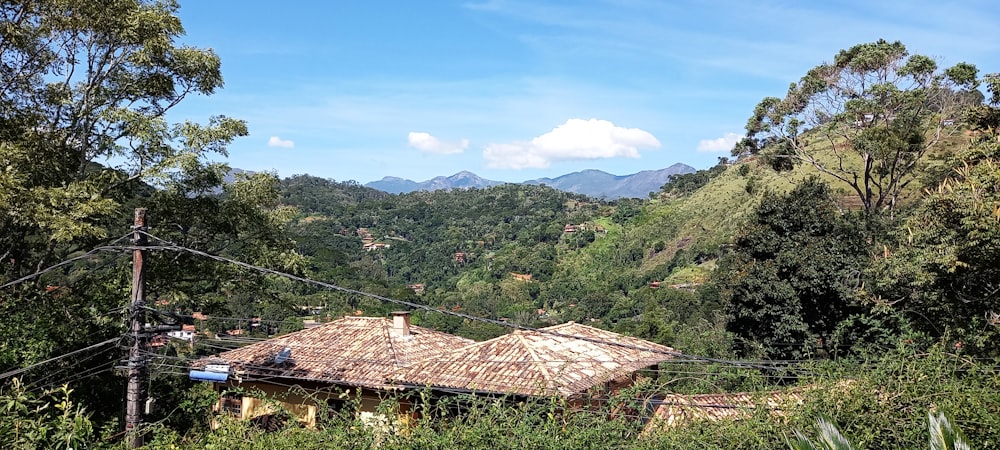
left=126, top=208, right=148, bottom=448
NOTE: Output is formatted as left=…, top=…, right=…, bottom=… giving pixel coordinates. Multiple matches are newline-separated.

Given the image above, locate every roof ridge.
left=514, top=332, right=554, bottom=393
left=381, top=319, right=402, bottom=366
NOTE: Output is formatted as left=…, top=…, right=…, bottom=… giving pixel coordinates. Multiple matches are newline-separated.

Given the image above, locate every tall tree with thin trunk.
left=736, top=40, right=981, bottom=215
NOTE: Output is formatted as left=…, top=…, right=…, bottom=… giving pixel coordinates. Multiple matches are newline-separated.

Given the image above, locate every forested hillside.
left=1, top=2, right=997, bottom=445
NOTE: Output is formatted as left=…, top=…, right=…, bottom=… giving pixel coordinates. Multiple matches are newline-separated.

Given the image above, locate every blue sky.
left=169, top=0, right=1000, bottom=184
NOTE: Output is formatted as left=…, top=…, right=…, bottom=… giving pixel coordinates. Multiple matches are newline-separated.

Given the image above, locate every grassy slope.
left=333, top=127, right=971, bottom=327
left=554, top=128, right=971, bottom=289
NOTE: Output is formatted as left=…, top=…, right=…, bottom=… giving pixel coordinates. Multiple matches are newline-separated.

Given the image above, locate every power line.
left=0, top=231, right=133, bottom=290
left=0, top=337, right=121, bottom=380
left=129, top=233, right=800, bottom=372
left=26, top=344, right=121, bottom=391
left=137, top=360, right=798, bottom=421
left=166, top=311, right=820, bottom=365
left=146, top=350, right=802, bottom=371
left=37, top=359, right=121, bottom=392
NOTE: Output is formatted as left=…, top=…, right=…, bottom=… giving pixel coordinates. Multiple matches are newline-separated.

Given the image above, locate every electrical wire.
left=26, top=343, right=121, bottom=391
left=0, top=229, right=808, bottom=415
left=0, top=232, right=133, bottom=290
left=0, top=337, right=121, bottom=380
left=37, top=359, right=121, bottom=391
left=127, top=233, right=804, bottom=372
left=168, top=367, right=797, bottom=422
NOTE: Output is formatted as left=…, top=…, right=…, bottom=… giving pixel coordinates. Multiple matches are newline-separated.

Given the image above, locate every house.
left=453, top=252, right=466, bottom=263
left=393, top=322, right=676, bottom=402
left=363, top=241, right=390, bottom=251
left=194, top=312, right=474, bottom=427
left=167, top=324, right=196, bottom=342
left=564, top=224, right=577, bottom=233
left=406, top=283, right=425, bottom=294
left=510, top=272, right=533, bottom=282
left=149, top=334, right=170, bottom=348
left=641, top=390, right=803, bottom=432
left=194, top=316, right=679, bottom=429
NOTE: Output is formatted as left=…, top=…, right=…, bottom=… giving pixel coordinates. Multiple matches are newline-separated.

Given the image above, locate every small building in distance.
left=167, top=324, right=196, bottom=342
left=510, top=272, right=533, bottom=282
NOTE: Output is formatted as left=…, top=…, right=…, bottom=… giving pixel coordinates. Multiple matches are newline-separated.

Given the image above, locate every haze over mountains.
left=365, top=163, right=695, bottom=199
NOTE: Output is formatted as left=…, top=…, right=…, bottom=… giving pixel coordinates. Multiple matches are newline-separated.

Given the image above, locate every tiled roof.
left=643, top=390, right=803, bottom=430
left=200, top=316, right=474, bottom=389
left=394, top=322, right=676, bottom=397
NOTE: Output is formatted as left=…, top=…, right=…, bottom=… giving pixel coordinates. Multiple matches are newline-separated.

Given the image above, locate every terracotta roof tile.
left=643, top=390, right=803, bottom=431
left=201, top=316, right=473, bottom=389
left=395, top=322, right=676, bottom=397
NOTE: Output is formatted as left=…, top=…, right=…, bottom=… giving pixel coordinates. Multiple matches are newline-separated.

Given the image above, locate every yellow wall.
left=212, top=379, right=412, bottom=429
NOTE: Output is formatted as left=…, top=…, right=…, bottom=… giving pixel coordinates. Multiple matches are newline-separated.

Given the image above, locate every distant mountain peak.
left=365, top=164, right=695, bottom=198
left=367, top=171, right=504, bottom=193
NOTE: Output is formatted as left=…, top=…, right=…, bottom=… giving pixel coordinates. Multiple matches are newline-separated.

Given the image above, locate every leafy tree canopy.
left=864, top=74, right=1000, bottom=354
left=737, top=40, right=981, bottom=215
left=719, top=177, right=868, bottom=359
left=0, top=1, right=299, bottom=421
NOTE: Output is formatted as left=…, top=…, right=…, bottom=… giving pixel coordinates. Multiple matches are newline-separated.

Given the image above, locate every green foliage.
left=279, top=175, right=390, bottom=214
left=0, top=379, right=94, bottom=449
left=788, top=411, right=971, bottom=450
left=929, top=411, right=971, bottom=450
left=281, top=182, right=603, bottom=331
left=659, top=158, right=729, bottom=196
left=0, top=0, right=266, bottom=369
left=863, top=78, right=1000, bottom=354
left=0, top=0, right=304, bottom=436
left=3, top=25, right=998, bottom=448
left=739, top=39, right=982, bottom=214
left=717, top=177, right=868, bottom=359
left=788, top=417, right=855, bottom=450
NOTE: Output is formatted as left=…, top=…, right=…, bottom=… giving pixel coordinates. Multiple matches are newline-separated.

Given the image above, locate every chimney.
left=391, top=311, right=411, bottom=337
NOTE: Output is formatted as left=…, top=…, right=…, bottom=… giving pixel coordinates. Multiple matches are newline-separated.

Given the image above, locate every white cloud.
left=267, top=136, right=295, bottom=148
left=697, top=132, right=740, bottom=152
left=407, top=132, right=469, bottom=155
left=483, top=118, right=660, bottom=169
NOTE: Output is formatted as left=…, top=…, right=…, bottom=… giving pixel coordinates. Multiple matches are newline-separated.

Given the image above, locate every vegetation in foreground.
left=1, top=0, right=999, bottom=447
left=2, top=344, right=996, bottom=449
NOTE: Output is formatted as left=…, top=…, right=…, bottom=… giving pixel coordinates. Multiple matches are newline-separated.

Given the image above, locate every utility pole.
left=126, top=208, right=148, bottom=448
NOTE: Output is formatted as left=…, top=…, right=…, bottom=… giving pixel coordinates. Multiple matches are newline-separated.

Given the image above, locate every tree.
left=0, top=0, right=246, bottom=275
left=659, top=157, right=728, bottom=196
left=0, top=0, right=301, bottom=426
left=863, top=74, right=1000, bottom=353
left=719, top=177, right=867, bottom=359
left=737, top=40, right=980, bottom=215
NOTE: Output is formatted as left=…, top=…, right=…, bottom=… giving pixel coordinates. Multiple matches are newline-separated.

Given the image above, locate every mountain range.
left=365, top=163, right=696, bottom=199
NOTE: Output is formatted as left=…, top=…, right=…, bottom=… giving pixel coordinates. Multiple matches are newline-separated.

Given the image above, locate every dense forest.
left=1, top=1, right=998, bottom=448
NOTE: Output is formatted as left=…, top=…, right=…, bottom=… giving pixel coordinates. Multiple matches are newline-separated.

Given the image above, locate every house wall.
left=571, top=371, right=646, bottom=409
left=211, top=379, right=412, bottom=429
